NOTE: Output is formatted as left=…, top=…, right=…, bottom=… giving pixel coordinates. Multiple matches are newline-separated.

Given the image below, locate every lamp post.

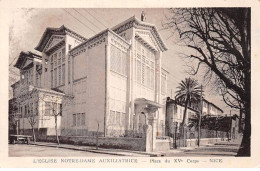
left=174, top=122, right=177, bottom=149
left=198, top=85, right=203, bottom=147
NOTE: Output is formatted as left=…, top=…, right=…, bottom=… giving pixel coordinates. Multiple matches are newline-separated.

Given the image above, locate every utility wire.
left=86, top=9, right=109, bottom=28
left=167, top=75, right=181, bottom=83
left=72, top=9, right=102, bottom=31
left=63, top=9, right=97, bottom=34
left=167, top=73, right=184, bottom=81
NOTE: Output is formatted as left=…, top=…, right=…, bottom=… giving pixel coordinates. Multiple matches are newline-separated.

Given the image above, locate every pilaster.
left=155, top=51, right=162, bottom=104
left=41, top=53, right=47, bottom=88
left=46, top=56, right=51, bottom=89
left=64, top=36, right=69, bottom=94
left=32, top=60, right=36, bottom=86
left=129, top=28, right=135, bottom=132
left=104, top=41, right=111, bottom=136
left=148, top=117, right=157, bottom=152
left=157, top=51, right=162, bottom=104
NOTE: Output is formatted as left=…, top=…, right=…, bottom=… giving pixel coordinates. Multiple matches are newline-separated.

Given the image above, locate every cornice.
left=43, top=35, right=65, bottom=52
left=112, top=16, right=168, bottom=52
left=135, top=33, right=158, bottom=53
left=35, top=26, right=87, bottom=52
left=69, top=29, right=130, bottom=57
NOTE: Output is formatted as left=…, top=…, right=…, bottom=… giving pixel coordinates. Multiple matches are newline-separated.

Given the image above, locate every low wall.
left=37, top=135, right=146, bottom=151
left=155, top=139, right=171, bottom=152
left=186, top=138, right=228, bottom=147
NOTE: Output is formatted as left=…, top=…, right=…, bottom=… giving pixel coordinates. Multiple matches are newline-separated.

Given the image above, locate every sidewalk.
left=214, top=138, right=242, bottom=146
left=168, top=145, right=203, bottom=153
left=164, top=139, right=242, bottom=156
left=31, top=142, right=163, bottom=157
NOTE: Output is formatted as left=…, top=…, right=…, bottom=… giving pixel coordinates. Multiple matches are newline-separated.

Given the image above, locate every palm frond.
left=175, top=77, right=202, bottom=125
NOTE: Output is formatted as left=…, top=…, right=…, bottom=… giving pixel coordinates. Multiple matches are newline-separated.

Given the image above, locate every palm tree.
left=175, top=78, right=202, bottom=146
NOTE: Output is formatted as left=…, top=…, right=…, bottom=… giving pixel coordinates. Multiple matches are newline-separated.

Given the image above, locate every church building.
left=10, top=16, right=169, bottom=138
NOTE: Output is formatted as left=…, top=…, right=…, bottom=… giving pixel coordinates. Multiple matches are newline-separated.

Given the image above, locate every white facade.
left=11, top=17, right=169, bottom=137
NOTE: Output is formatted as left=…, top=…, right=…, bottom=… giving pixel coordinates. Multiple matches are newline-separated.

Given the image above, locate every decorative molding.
left=35, top=26, right=87, bottom=52
left=110, top=37, right=128, bottom=53
left=135, top=30, right=159, bottom=50
left=65, top=29, right=86, bottom=42
left=70, top=31, right=108, bottom=57
left=135, top=33, right=158, bottom=53
left=113, top=20, right=135, bottom=35
left=45, top=40, right=65, bottom=56
left=43, top=35, right=65, bottom=52
left=112, top=17, right=167, bottom=52
left=87, top=37, right=106, bottom=50
left=69, top=29, right=130, bottom=58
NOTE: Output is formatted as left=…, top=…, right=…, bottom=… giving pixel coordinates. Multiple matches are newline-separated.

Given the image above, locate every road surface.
left=9, top=144, right=115, bottom=157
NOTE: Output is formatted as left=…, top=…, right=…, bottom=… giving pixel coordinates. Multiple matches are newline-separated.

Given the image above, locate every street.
left=9, top=144, right=115, bottom=157
left=9, top=139, right=241, bottom=157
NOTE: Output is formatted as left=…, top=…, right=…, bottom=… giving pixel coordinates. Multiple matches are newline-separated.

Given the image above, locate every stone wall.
left=37, top=135, right=146, bottom=151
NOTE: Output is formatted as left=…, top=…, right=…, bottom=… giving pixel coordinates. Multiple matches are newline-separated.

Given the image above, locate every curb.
left=31, top=143, right=152, bottom=157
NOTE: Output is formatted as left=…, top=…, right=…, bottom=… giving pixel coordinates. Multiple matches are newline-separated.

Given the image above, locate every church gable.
left=21, top=58, right=33, bottom=69
left=14, top=51, right=41, bottom=69
left=112, top=16, right=167, bottom=51
left=135, top=30, right=159, bottom=50
left=43, top=35, right=65, bottom=52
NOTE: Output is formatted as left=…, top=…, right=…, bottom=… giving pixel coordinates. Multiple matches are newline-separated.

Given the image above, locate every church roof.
left=14, top=51, right=42, bottom=69
left=35, top=25, right=87, bottom=52
left=69, top=28, right=130, bottom=57
left=112, top=16, right=168, bottom=52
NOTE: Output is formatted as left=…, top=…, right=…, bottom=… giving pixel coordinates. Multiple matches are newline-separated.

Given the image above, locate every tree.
left=9, top=98, right=20, bottom=135
left=163, top=8, right=250, bottom=156
left=26, top=102, right=37, bottom=142
left=39, top=93, right=66, bottom=145
left=51, top=102, right=62, bottom=145
left=175, top=77, right=201, bottom=146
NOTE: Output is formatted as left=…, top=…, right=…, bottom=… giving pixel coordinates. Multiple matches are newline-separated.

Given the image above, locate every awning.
left=134, top=98, right=163, bottom=108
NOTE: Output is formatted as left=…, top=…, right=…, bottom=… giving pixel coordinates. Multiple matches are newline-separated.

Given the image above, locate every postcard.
left=1, top=0, right=260, bottom=168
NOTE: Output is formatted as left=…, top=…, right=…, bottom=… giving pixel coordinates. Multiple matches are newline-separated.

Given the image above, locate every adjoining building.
left=9, top=51, right=67, bottom=136
left=201, top=99, right=224, bottom=116
left=165, top=97, right=223, bottom=136
left=10, top=16, right=169, bottom=140
left=165, top=97, right=240, bottom=148
left=165, top=98, right=198, bottom=136
left=165, top=97, right=224, bottom=133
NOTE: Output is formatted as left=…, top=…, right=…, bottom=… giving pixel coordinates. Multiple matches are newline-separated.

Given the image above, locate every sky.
left=8, top=8, right=236, bottom=114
